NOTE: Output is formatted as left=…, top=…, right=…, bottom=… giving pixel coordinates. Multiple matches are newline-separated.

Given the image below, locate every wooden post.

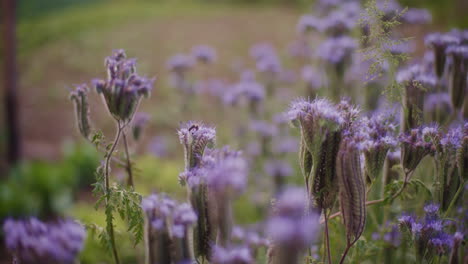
left=2, top=0, right=21, bottom=172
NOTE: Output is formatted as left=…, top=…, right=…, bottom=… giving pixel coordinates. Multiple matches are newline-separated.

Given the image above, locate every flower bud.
left=69, top=84, right=92, bottom=139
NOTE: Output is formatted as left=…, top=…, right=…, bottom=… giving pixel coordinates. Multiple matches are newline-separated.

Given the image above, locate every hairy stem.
left=122, top=130, right=134, bottom=188
left=104, top=121, right=123, bottom=264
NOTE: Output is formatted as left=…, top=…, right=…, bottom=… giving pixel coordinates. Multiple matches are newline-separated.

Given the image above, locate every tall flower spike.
left=336, top=136, right=366, bottom=245
left=178, top=121, right=216, bottom=173
left=361, top=114, right=397, bottom=186
left=397, top=64, right=436, bottom=132
left=266, top=187, right=319, bottom=264
left=446, top=45, right=468, bottom=110
left=287, top=98, right=345, bottom=212
left=94, top=49, right=154, bottom=123
left=424, top=33, right=460, bottom=79
left=70, top=84, right=92, bottom=138
left=171, top=203, right=197, bottom=263
left=203, top=147, right=248, bottom=246
left=399, top=126, right=436, bottom=176
left=3, top=218, right=86, bottom=264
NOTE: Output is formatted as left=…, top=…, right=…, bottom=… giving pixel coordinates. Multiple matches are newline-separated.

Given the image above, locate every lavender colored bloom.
left=211, top=245, right=253, bottom=264
left=424, top=93, right=452, bottom=123
left=301, top=65, right=324, bottom=93
left=264, top=160, right=293, bottom=194
left=361, top=113, right=397, bottom=183
left=3, top=218, right=86, bottom=264
left=172, top=203, right=197, bottom=238
left=223, top=80, right=265, bottom=106
left=203, top=147, right=248, bottom=196
left=296, top=15, right=321, bottom=34
left=178, top=121, right=216, bottom=171
left=249, top=120, right=278, bottom=139
left=272, top=136, right=298, bottom=154
left=424, top=203, right=440, bottom=216
left=400, top=126, right=436, bottom=175
left=256, top=54, right=281, bottom=74
left=167, top=54, right=194, bottom=73
left=322, top=10, right=355, bottom=37
left=266, top=187, right=319, bottom=264
left=69, top=84, right=91, bottom=138
left=288, top=39, right=313, bottom=59
left=94, top=50, right=154, bottom=123
left=317, top=36, right=357, bottom=66
left=402, top=8, right=432, bottom=25
left=425, top=33, right=460, bottom=78
left=149, top=136, right=169, bottom=158
left=192, top=45, right=217, bottom=64
left=250, top=43, right=276, bottom=61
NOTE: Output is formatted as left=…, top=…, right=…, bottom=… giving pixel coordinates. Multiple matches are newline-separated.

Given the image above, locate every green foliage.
left=359, top=0, right=410, bottom=103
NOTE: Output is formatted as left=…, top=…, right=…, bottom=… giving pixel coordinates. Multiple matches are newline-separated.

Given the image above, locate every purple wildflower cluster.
left=3, top=218, right=86, bottom=264
left=398, top=203, right=465, bottom=262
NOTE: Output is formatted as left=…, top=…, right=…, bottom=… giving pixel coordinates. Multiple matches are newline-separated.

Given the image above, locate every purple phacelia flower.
left=424, top=93, right=452, bottom=123
left=172, top=203, right=197, bottom=238
left=211, top=245, right=253, bottom=264
left=424, top=33, right=460, bottom=78
left=178, top=121, right=216, bottom=171
left=203, top=147, right=248, bottom=197
left=249, top=120, right=278, bottom=139
left=94, top=50, right=154, bottom=123
left=250, top=43, right=276, bottom=61
left=317, top=36, right=357, bottom=66
left=402, top=8, right=432, bottom=25
left=266, top=187, right=319, bottom=264
left=264, top=159, right=293, bottom=194
left=69, top=84, right=92, bottom=138
left=424, top=203, right=440, bottom=215
left=132, top=112, right=150, bottom=141
left=223, top=80, right=265, bottom=107
left=3, top=218, right=86, bottom=264
left=272, top=136, right=298, bottom=154
left=167, top=54, right=194, bottom=73
left=288, top=39, right=313, bottom=59
left=400, top=126, right=436, bottom=175
left=296, top=15, right=321, bottom=34
left=301, top=65, right=324, bottom=94
left=322, top=10, right=356, bottom=37
left=192, top=45, right=217, bottom=64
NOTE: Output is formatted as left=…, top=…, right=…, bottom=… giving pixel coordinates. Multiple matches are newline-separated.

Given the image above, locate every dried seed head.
left=69, top=84, right=92, bottom=139
left=95, top=50, right=154, bottom=123
left=178, top=121, right=216, bottom=172
left=446, top=45, right=468, bottom=110
left=400, top=126, right=436, bottom=175
left=336, top=136, right=366, bottom=244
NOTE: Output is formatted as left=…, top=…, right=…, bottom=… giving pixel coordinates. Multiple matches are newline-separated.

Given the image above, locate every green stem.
left=104, top=121, right=123, bottom=264
left=324, top=210, right=332, bottom=264
left=443, top=180, right=465, bottom=218
left=122, top=130, right=134, bottom=188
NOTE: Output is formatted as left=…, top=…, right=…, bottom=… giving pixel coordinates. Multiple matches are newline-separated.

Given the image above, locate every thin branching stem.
left=443, top=180, right=465, bottom=218
left=104, top=121, right=123, bottom=264
left=338, top=239, right=358, bottom=264
left=325, top=172, right=411, bottom=223
left=122, top=130, right=134, bottom=188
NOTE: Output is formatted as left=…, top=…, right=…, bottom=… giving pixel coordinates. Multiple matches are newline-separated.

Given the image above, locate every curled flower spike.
left=361, top=114, right=397, bottom=186
left=94, top=50, right=154, bottom=123
left=3, top=218, right=86, bottom=264
left=192, top=45, right=217, bottom=64
left=424, top=33, right=460, bottom=78
left=178, top=121, right=216, bottom=172
left=69, top=84, right=92, bottom=138
left=446, top=45, right=468, bottom=110
left=266, top=187, right=319, bottom=264
left=336, top=136, right=366, bottom=246
left=400, top=126, right=436, bottom=176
